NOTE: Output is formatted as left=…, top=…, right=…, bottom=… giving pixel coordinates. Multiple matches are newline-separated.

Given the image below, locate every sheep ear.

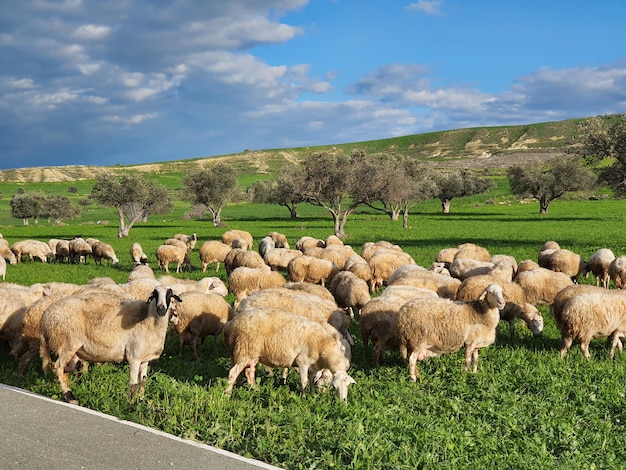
left=172, top=294, right=183, bottom=303
left=146, top=294, right=156, bottom=304
left=479, top=291, right=487, bottom=301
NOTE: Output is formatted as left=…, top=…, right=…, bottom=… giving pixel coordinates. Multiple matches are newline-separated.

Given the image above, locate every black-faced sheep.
left=584, top=248, right=615, bottom=288
left=199, top=240, right=232, bottom=272
left=223, top=306, right=355, bottom=400
left=397, top=284, right=506, bottom=381
left=173, top=233, right=198, bottom=252
left=38, top=286, right=181, bottom=404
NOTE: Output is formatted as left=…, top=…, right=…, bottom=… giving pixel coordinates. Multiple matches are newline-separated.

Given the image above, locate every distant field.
left=2, top=181, right=626, bottom=468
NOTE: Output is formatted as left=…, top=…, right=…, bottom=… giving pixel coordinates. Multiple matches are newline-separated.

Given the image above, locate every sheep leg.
left=128, top=359, right=142, bottom=399
left=560, top=337, right=573, bottom=359
left=373, top=342, right=385, bottom=367
left=137, top=361, right=150, bottom=397
left=281, top=367, right=289, bottom=384
left=407, top=351, right=421, bottom=382
left=53, top=350, right=80, bottom=404
left=17, top=341, right=40, bottom=375
left=225, top=362, right=248, bottom=394
left=244, top=360, right=259, bottom=389
left=580, top=341, right=592, bottom=360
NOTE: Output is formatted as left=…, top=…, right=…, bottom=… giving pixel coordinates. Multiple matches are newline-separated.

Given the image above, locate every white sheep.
left=542, top=248, right=586, bottom=283
left=11, top=239, right=52, bottom=263
left=329, top=270, right=371, bottom=318
left=224, top=249, right=267, bottom=276
left=222, top=229, right=254, bottom=249
left=368, top=248, right=416, bottom=292
left=171, top=290, right=234, bottom=359
left=514, top=267, right=574, bottom=305
left=397, top=284, right=506, bottom=381
left=228, top=266, right=287, bottom=308
left=360, top=240, right=402, bottom=262
left=197, top=240, right=231, bottom=272
left=388, top=264, right=460, bottom=299
left=283, top=281, right=337, bottom=302
left=130, top=242, right=148, bottom=266
left=156, top=244, right=191, bottom=273
left=448, top=258, right=495, bottom=280
left=68, top=237, right=92, bottom=264
left=584, top=248, right=615, bottom=288
left=609, top=256, right=626, bottom=289
left=173, top=233, right=198, bottom=252
left=39, top=286, right=181, bottom=404
left=258, top=236, right=275, bottom=259
left=53, top=240, right=70, bottom=263
left=296, top=236, right=325, bottom=252
left=0, top=256, right=5, bottom=282
left=287, top=255, right=340, bottom=287
left=556, top=290, right=626, bottom=359
left=127, top=264, right=156, bottom=281
left=308, top=245, right=356, bottom=269
left=268, top=231, right=290, bottom=249
left=343, top=253, right=372, bottom=283
left=263, top=247, right=303, bottom=271
left=91, top=241, right=120, bottom=266
left=453, top=243, right=491, bottom=262
left=164, top=237, right=188, bottom=251
left=223, top=306, right=355, bottom=400
left=538, top=240, right=560, bottom=268
left=0, top=243, right=18, bottom=265
left=435, top=247, right=460, bottom=264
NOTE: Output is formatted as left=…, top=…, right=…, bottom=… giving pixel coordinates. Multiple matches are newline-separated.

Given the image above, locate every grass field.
left=1, top=180, right=626, bottom=469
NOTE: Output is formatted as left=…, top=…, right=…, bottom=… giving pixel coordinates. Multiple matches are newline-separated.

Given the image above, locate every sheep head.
left=147, top=287, right=183, bottom=317
left=479, top=284, right=506, bottom=310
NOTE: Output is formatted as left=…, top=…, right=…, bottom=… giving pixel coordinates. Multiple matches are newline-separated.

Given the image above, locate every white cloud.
left=74, top=24, right=111, bottom=40
left=104, top=113, right=158, bottom=125
left=406, top=0, right=443, bottom=15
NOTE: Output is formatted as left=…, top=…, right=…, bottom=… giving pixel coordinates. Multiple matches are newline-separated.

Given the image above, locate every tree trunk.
left=539, top=197, right=550, bottom=214
left=22, top=218, right=28, bottom=225
left=390, top=209, right=400, bottom=221
left=289, top=203, right=298, bottom=219
left=402, top=210, right=409, bottom=228
left=117, top=206, right=129, bottom=238
left=441, top=198, right=451, bottom=214
left=212, top=207, right=223, bottom=227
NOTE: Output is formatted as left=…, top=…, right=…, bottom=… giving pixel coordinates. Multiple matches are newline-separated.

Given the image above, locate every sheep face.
left=332, top=371, right=356, bottom=401
left=480, top=284, right=506, bottom=310
left=147, top=287, right=182, bottom=317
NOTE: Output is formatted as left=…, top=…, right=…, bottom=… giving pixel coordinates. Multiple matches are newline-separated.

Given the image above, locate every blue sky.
left=1, top=0, right=625, bottom=170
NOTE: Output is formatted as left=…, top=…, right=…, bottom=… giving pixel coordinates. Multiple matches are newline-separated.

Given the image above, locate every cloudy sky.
left=1, top=0, right=625, bottom=170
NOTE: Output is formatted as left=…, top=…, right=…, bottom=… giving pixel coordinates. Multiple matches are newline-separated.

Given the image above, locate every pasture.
left=1, top=181, right=626, bottom=469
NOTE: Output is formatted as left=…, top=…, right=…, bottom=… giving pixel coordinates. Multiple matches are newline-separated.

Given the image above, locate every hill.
left=0, top=116, right=596, bottom=183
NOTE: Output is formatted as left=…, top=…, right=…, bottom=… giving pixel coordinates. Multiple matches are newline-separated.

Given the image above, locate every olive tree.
left=507, top=156, right=596, bottom=214
left=433, top=170, right=495, bottom=214
left=10, top=191, right=45, bottom=225
left=90, top=173, right=173, bottom=237
left=248, top=164, right=307, bottom=219
left=182, top=163, right=242, bottom=227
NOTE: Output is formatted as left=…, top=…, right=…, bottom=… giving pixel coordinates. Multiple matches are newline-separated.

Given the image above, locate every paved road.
left=0, top=384, right=282, bottom=470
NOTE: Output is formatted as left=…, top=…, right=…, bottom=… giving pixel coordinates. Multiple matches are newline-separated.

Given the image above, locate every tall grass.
left=1, top=186, right=626, bottom=469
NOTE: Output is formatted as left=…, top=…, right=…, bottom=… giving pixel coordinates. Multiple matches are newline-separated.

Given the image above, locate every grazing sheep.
left=198, top=240, right=232, bottom=273
left=556, top=291, right=626, bottom=360
left=584, top=248, right=616, bottom=288
left=456, top=276, right=543, bottom=337
left=388, top=264, right=460, bottom=299
left=231, top=238, right=249, bottom=250
left=11, top=240, right=52, bottom=263
left=258, top=236, right=275, bottom=259
left=39, top=286, right=181, bottom=404
left=609, top=256, right=626, bottom=289
left=222, top=230, right=254, bottom=249
left=538, top=240, right=560, bottom=266
left=156, top=244, right=191, bottom=273
left=171, top=291, right=234, bottom=359
left=287, top=255, right=340, bottom=287
left=368, top=249, right=416, bottom=292
left=343, top=253, right=372, bottom=283
left=329, top=270, right=371, bottom=318
left=448, top=258, right=494, bottom=280
left=164, top=238, right=188, bottom=251
left=283, top=281, right=337, bottom=302
left=127, top=264, right=156, bottom=281
left=514, top=267, right=574, bottom=306
left=454, top=243, right=491, bottom=262
left=360, top=241, right=402, bottom=262
left=359, top=286, right=438, bottom=366
left=224, top=249, right=267, bottom=276
left=197, top=276, right=229, bottom=297
left=397, top=284, right=506, bottom=381
left=268, top=231, right=290, bottom=249
left=237, top=287, right=352, bottom=345
left=543, top=248, right=586, bottom=283
left=309, top=245, right=356, bottom=269
left=264, top=247, right=303, bottom=271
left=435, top=247, right=460, bottom=264
left=517, top=259, right=540, bottom=273
left=296, top=236, right=325, bottom=252
left=490, top=255, right=518, bottom=276
left=228, top=266, right=287, bottom=308
left=53, top=240, right=70, bottom=263
left=325, top=235, right=344, bottom=246
left=223, top=306, right=355, bottom=400
left=130, top=242, right=148, bottom=266
left=68, top=237, right=92, bottom=264
left=173, top=233, right=198, bottom=252
left=0, top=244, right=18, bottom=265
left=91, top=241, right=120, bottom=266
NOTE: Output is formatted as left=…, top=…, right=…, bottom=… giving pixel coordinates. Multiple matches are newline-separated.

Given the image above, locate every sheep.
left=368, top=249, right=416, bottom=292
left=0, top=256, right=5, bottom=281
left=68, top=237, right=92, bottom=264
left=155, top=244, right=191, bottom=273
left=0, top=243, right=17, bottom=265
left=228, top=266, right=287, bottom=308
left=196, top=240, right=230, bottom=273
left=359, top=286, right=438, bottom=366
left=11, top=240, right=52, bottom=263
left=171, top=291, right=234, bottom=359
left=538, top=240, right=560, bottom=268
left=263, top=247, right=303, bottom=271
left=556, top=290, right=626, bottom=360
left=296, top=236, right=325, bottom=252
left=283, top=281, right=337, bottom=302
left=397, top=284, right=506, bottom=381
left=173, top=233, right=198, bottom=252
left=514, top=267, right=574, bottom=306
left=310, top=245, right=356, bottom=269
left=197, top=276, right=229, bottom=297
left=258, top=236, right=275, bottom=259
left=54, top=240, right=70, bottom=263
left=224, top=249, right=267, bottom=276
left=435, top=247, right=459, bottom=264
left=448, top=258, right=495, bottom=280
left=237, top=287, right=352, bottom=345
left=490, top=254, right=518, bottom=276
left=329, top=270, right=371, bottom=318
left=609, top=256, right=626, bottom=289
left=164, top=237, right=188, bottom=251
left=454, top=243, right=491, bottom=262
left=268, top=231, right=290, bottom=249
left=388, top=264, right=460, bottom=299
left=287, top=255, right=340, bottom=287
left=325, top=235, right=344, bottom=246
left=38, top=286, right=181, bottom=404
left=517, top=259, right=540, bottom=273
left=542, top=248, right=586, bottom=283
left=130, top=242, right=148, bottom=266
left=231, top=238, right=249, bottom=250
left=91, top=241, right=120, bottom=266
left=222, top=229, right=254, bottom=249
left=584, top=248, right=616, bottom=288
left=127, top=264, right=156, bottom=281
left=360, top=240, right=402, bottom=262
left=223, top=306, right=355, bottom=400
left=456, top=276, right=543, bottom=337
left=343, top=253, right=372, bottom=283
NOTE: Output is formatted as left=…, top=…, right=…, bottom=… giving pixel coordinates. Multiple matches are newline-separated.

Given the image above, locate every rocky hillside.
left=0, top=116, right=593, bottom=183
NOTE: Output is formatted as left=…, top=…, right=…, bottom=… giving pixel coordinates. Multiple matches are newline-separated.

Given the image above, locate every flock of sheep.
left=1, top=229, right=626, bottom=404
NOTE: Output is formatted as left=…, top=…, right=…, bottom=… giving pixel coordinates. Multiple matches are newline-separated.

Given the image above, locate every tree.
left=507, top=157, right=596, bottom=214
left=90, top=173, right=173, bottom=237
left=182, top=164, right=241, bottom=227
left=433, top=170, right=495, bottom=214
left=248, top=165, right=307, bottom=219
left=10, top=191, right=45, bottom=225
left=42, top=195, right=81, bottom=224
left=576, top=114, right=626, bottom=195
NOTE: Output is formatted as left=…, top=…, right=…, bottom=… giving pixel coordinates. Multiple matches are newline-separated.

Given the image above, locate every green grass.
left=2, top=186, right=626, bottom=468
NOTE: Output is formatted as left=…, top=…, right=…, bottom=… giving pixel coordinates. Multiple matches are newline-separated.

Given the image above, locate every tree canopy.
left=248, top=165, right=307, bottom=219
left=433, top=170, right=495, bottom=213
